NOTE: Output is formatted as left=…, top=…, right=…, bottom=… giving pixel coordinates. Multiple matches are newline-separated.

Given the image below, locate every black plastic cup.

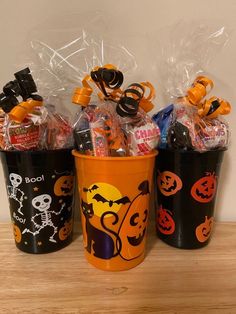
left=155, top=148, right=225, bottom=249
left=0, top=149, right=75, bottom=254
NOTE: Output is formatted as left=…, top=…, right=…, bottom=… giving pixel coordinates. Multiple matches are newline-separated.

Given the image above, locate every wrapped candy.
left=117, top=109, right=160, bottom=156
left=153, top=77, right=231, bottom=152
left=152, top=104, right=174, bottom=149
left=115, top=81, right=160, bottom=156
left=0, top=68, right=74, bottom=151
left=72, top=65, right=159, bottom=157
left=153, top=23, right=231, bottom=152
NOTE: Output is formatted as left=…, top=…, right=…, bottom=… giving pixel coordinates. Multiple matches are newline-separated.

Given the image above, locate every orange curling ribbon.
left=187, top=76, right=214, bottom=106
left=72, top=75, right=93, bottom=107
left=9, top=98, right=43, bottom=123
left=198, top=96, right=231, bottom=119
left=139, top=82, right=155, bottom=113
left=74, top=65, right=156, bottom=115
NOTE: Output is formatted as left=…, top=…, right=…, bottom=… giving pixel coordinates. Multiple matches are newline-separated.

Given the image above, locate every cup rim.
left=72, top=149, right=158, bottom=161
left=157, top=147, right=227, bottom=154
left=0, top=147, right=74, bottom=155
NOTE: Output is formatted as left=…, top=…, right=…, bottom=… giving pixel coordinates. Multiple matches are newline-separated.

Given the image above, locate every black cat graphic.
left=81, top=200, right=122, bottom=259
left=81, top=180, right=150, bottom=261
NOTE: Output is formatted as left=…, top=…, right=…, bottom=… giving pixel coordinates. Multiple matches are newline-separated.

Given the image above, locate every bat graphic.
left=83, top=185, right=99, bottom=193
left=92, top=194, right=130, bottom=207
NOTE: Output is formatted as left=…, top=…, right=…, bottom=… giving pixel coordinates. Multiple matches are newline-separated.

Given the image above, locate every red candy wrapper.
left=7, top=119, right=41, bottom=151
left=170, top=103, right=229, bottom=151
left=120, top=109, right=160, bottom=156
left=90, top=119, right=109, bottom=157
left=46, top=111, right=73, bottom=150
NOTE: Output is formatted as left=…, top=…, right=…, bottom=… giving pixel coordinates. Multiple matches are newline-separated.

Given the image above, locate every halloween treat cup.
left=155, top=148, right=224, bottom=249
left=0, top=68, right=75, bottom=253
left=1, top=148, right=75, bottom=254
left=71, top=64, right=159, bottom=270
left=152, top=65, right=231, bottom=249
left=73, top=150, right=157, bottom=271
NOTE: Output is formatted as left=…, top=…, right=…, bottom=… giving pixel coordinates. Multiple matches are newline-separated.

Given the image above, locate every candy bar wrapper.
left=90, top=118, right=109, bottom=157
left=73, top=104, right=104, bottom=156
left=1, top=105, right=73, bottom=151
left=167, top=103, right=229, bottom=152
left=73, top=109, right=93, bottom=155
left=1, top=106, right=47, bottom=151
left=7, top=119, right=43, bottom=151
left=152, top=104, right=174, bottom=149
left=45, top=109, right=74, bottom=150
left=194, top=117, right=229, bottom=151
left=73, top=102, right=127, bottom=157
left=99, top=101, right=127, bottom=157
left=120, top=109, right=160, bottom=156
left=0, top=109, right=8, bottom=150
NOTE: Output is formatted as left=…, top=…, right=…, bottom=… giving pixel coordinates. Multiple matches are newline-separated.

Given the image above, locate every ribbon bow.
left=116, top=82, right=155, bottom=117
left=72, top=64, right=155, bottom=116
left=185, top=76, right=231, bottom=119
left=187, top=76, right=214, bottom=106
left=198, top=96, right=231, bottom=119
left=90, top=64, right=124, bottom=99
left=0, top=68, right=43, bottom=122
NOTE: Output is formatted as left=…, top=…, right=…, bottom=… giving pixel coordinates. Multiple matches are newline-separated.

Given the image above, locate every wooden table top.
left=0, top=222, right=236, bottom=314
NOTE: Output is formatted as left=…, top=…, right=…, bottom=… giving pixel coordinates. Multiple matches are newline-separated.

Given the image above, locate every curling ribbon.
left=90, top=64, right=124, bottom=99
left=198, top=96, right=231, bottom=119
left=72, top=75, right=93, bottom=107
left=9, top=96, right=43, bottom=123
left=116, top=82, right=155, bottom=117
left=116, top=83, right=144, bottom=117
left=73, top=65, right=156, bottom=116
left=139, top=82, right=155, bottom=112
left=187, top=76, right=214, bottom=106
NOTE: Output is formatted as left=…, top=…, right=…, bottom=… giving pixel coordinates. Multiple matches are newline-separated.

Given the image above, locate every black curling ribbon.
left=0, top=68, right=42, bottom=113
left=116, top=83, right=145, bottom=117
left=90, top=67, right=123, bottom=98
left=14, top=68, right=38, bottom=101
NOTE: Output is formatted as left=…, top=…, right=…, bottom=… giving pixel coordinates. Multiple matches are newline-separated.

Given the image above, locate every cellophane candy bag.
left=0, top=67, right=74, bottom=151
left=152, top=23, right=231, bottom=152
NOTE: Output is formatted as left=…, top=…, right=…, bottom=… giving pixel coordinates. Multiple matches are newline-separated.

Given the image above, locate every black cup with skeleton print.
left=0, top=148, right=75, bottom=253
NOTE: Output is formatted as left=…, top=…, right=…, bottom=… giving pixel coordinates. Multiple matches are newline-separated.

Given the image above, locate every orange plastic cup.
left=72, top=150, right=157, bottom=271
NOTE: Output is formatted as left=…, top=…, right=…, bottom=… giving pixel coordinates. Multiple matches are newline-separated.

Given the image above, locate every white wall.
left=0, top=0, right=235, bottom=221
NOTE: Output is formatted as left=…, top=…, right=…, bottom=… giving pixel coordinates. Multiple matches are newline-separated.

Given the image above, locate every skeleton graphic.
left=7, top=173, right=24, bottom=215
left=22, top=194, right=65, bottom=243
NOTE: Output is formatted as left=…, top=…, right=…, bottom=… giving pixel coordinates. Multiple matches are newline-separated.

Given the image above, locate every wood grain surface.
left=0, top=222, right=236, bottom=314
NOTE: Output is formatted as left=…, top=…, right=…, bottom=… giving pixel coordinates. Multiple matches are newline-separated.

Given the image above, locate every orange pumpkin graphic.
left=157, top=205, right=175, bottom=235
left=59, top=219, right=73, bottom=241
left=191, top=173, right=217, bottom=203
left=195, top=216, right=214, bottom=243
left=13, top=224, right=22, bottom=243
left=157, top=171, right=182, bottom=196
left=119, top=181, right=150, bottom=260
left=54, top=175, right=74, bottom=196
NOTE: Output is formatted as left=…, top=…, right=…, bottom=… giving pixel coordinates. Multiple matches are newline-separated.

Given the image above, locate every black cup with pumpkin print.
left=0, top=148, right=75, bottom=253
left=155, top=148, right=225, bottom=249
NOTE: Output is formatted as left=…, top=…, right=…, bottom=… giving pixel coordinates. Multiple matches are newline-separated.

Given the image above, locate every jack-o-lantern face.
left=54, top=175, right=74, bottom=196
left=157, top=205, right=175, bottom=235
left=191, top=173, right=217, bottom=203
left=13, top=224, right=22, bottom=243
left=195, top=216, right=214, bottom=243
left=59, top=219, right=73, bottom=241
left=127, top=210, right=148, bottom=246
left=157, top=171, right=182, bottom=196
left=119, top=181, right=150, bottom=260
